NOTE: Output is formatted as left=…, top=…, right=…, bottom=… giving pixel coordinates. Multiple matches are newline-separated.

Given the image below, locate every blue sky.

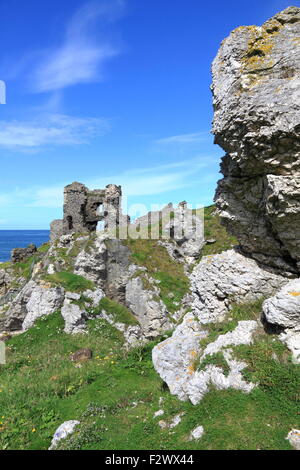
left=0, top=0, right=297, bottom=228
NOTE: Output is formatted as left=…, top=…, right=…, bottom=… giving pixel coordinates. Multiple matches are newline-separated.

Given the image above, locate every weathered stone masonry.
left=50, top=182, right=123, bottom=242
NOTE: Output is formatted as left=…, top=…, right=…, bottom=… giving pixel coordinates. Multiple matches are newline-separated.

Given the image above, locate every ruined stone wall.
left=212, top=6, right=300, bottom=274
left=50, top=182, right=124, bottom=241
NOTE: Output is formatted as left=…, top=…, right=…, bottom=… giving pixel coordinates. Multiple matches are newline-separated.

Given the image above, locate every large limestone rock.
left=191, top=249, right=287, bottom=324
left=61, top=293, right=88, bottom=334
left=152, top=318, right=258, bottom=404
left=4, top=280, right=38, bottom=330
left=152, top=313, right=207, bottom=401
left=262, top=279, right=300, bottom=363
left=212, top=7, right=300, bottom=273
left=153, top=248, right=289, bottom=402
left=263, top=278, right=300, bottom=328
left=125, top=276, right=172, bottom=338
left=22, top=284, right=65, bottom=330
left=74, top=237, right=107, bottom=286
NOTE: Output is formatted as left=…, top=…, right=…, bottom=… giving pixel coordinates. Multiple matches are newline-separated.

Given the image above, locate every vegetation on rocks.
left=201, top=205, right=237, bottom=257
left=124, top=238, right=190, bottom=313
left=43, top=272, right=95, bottom=293
left=0, top=300, right=298, bottom=450
left=97, top=297, right=139, bottom=326
left=0, top=206, right=298, bottom=450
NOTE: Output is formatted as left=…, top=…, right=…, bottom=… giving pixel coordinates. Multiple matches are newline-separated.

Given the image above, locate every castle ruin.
left=50, top=182, right=126, bottom=242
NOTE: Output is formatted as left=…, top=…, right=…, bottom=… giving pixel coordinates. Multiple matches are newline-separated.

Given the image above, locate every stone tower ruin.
left=50, top=182, right=125, bottom=242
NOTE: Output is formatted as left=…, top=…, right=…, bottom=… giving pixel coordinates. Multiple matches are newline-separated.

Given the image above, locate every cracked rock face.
left=152, top=319, right=258, bottom=404
left=74, top=237, right=107, bottom=286
left=191, top=249, right=287, bottom=324
left=212, top=6, right=300, bottom=273
left=125, top=276, right=172, bottom=338
left=263, top=278, right=300, bottom=329
left=263, top=279, right=300, bottom=363
left=22, top=285, right=65, bottom=331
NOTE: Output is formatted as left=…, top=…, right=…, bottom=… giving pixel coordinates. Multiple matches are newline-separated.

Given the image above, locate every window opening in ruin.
left=67, top=216, right=73, bottom=230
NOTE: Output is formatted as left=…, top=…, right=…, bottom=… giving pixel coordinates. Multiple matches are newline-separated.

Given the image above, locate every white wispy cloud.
left=155, top=132, right=211, bottom=145
left=32, top=0, right=125, bottom=92
left=0, top=113, right=111, bottom=150
left=0, top=156, right=214, bottom=209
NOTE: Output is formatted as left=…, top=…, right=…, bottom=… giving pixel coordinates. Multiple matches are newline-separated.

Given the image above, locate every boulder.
left=152, top=313, right=208, bottom=401
left=212, top=7, right=300, bottom=273
left=286, top=429, right=300, bottom=450
left=70, top=348, right=92, bottom=363
left=189, top=425, right=204, bottom=441
left=263, top=279, right=300, bottom=328
left=22, top=285, right=65, bottom=330
left=61, top=298, right=88, bottom=334
left=191, top=249, right=287, bottom=324
left=49, top=420, right=80, bottom=450
left=152, top=319, right=257, bottom=404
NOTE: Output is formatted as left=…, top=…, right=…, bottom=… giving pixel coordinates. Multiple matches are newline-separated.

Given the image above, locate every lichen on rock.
left=212, top=6, right=300, bottom=273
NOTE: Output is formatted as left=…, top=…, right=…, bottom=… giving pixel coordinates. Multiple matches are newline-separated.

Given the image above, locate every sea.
left=0, top=230, right=50, bottom=263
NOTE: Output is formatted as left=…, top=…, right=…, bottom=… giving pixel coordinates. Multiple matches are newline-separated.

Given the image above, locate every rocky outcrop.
left=1, top=230, right=175, bottom=342
left=49, top=421, right=80, bottom=450
left=61, top=288, right=104, bottom=334
left=163, top=204, right=205, bottom=264
left=22, top=284, right=65, bottom=330
left=212, top=6, right=300, bottom=273
left=4, top=280, right=38, bottom=330
left=262, top=279, right=300, bottom=363
left=11, top=244, right=37, bottom=264
left=125, top=276, right=172, bottom=338
left=105, top=239, right=132, bottom=302
left=74, top=238, right=107, bottom=286
left=152, top=318, right=258, bottom=404
left=153, top=7, right=300, bottom=403
left=0, top=269, right=15, bottom=297
left=263, top=279, right=300, bottom=329
left=152, top=313, right=207, bottom=401
left=191, top=249, right=288, bottom=324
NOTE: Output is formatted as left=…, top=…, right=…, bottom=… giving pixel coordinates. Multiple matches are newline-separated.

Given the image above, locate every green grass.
left=97, top=297, right=139, bottom=326
left=0, top=209, right=299, bottom=450
left=43, top=272, right=95, bottom=293
left=201, top=205, right=237, bottom=257
left=37, top=243, right=50, bottom=253
left=0, top=301, right=298, bottom=450
left=11, top=255, right=40, bottom=280
left=153, top=271, right=189, bottom=314
left=195, top=352, right=231, bottom=375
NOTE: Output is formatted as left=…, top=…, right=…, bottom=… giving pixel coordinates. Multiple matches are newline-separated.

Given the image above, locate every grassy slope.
left=0, top=206, right=299, bottom=450
left=0, top=305, right=298, bottom=450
